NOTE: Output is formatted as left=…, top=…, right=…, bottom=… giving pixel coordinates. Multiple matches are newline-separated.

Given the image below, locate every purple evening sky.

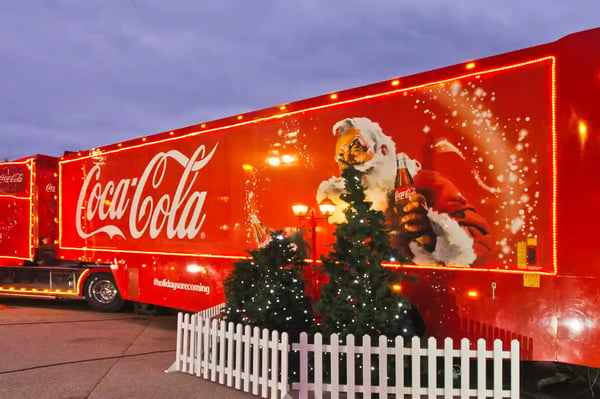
left=1, top=0, right=598, bottom=160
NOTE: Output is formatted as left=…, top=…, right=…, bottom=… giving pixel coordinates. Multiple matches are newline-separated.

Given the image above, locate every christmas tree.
left=223, top=230, right=313, bottom=340
left=316, top=164, right=423, bottom=340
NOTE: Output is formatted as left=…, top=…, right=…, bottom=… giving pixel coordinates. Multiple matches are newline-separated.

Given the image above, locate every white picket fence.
left=167, top=309, right=290, bottom=399
left=293, top=333, right=519, bottom=399
left=167, top=307, right=520, bottom=399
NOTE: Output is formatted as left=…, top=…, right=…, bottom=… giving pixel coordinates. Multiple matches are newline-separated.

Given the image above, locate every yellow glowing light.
left=142, top=137, right=147, bottom=142
left=318, top=198, right=335, bottom=216
left=391, top=79, right=400, bottom=86
left=467, top=290, right=479, bottom=298
left=170, top=266, right=175, bottom=271
left=201, top=124, right=206, bottom=128
left=237, top=115, right=243, bottom=120
left=330, top=93, right=338, bottom=100
left=292, top=204, right=308, bottom=217
left=280, top=105, right=286, bottom=111
left=578, top=120, right=588, bottom=150
left=392, top=284, right=402, bottom=292
left=281, top=154, right=295, bottom=164
left=169, top=131, right=175, bottom=135
left=141, top=264, right=147, bottom=268
left=242, top=164, right=254, bottom=172
left=267, top=157, right=281, bottom=167
left=466, top=62, right=476, bottom=69
left=186, top=264, right=207, bottom=274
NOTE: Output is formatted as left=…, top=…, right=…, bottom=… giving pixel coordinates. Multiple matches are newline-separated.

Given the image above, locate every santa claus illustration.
left=317, top=117, right=492, bottom=266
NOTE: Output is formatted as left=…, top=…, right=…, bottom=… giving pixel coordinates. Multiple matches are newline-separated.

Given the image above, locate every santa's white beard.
left=358, top=151, right=397, bottom=212
left=316, top=151, right=414, bottom=224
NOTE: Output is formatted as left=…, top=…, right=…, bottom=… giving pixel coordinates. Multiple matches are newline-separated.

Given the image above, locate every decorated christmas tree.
left=316, top=164, right=423, bottom=340
left=223, top=230, right=313, bottom=340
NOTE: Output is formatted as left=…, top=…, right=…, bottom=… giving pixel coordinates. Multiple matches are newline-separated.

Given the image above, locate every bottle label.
left=395, top=185, right=416, bottom=203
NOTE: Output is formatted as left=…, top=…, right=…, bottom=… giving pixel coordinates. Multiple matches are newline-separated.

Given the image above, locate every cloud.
left=0, top=0, right=598, bottom=160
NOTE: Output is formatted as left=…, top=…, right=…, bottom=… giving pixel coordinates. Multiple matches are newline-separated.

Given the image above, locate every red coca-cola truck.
left=1, top=27, right=599, bottom=368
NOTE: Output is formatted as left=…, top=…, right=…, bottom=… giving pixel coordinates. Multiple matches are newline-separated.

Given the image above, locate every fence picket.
left=314, top=333, right=323, bottom=399
left=202, top=318, right=210, bottom=379
left=346, top=334, right=356, bottom=399
left=280, top=332, right=289, bottom=397
left=411, top=336, right=421, bottom=399
left=210, top=319, right=218, bottom=382
left=298, top=332, right=308, bottom=399
left=493, top=339, right=502, bottom=399
left=261, top=328, right=269, bottom=398
left=460, top=338, right=470, bottom=399
left=252, top=326, right=260, bottom=395
left=182, top=313, right=190, bottom=373
left=226, top=321, right=234, bottom=387
left=378, top=335, right=388, bottom=397
left=330, top=333, right=340, bottom=399
left=363, top=335, right=371, bottom=399
left=270, top=330, right=279, bottom=399
left=477, top=338, right=486, bottom=399
left=243, top=325, right=252, bottom=393
left=510, top=340, right=520, bottom=399
left=427, top=337, right=437, bottom=399
left=394, top=336, right=404, bottom=399
left=234, top=323, right=243, bottom=389
left=218, top=321, right=226, bottom=384
left=190, top=314, right=197, bottom=374
left=443, top=337, right=453, bottom=399
left=171, top=308, right=520, bottom=399
left=194, top=315, right=202, bottom=377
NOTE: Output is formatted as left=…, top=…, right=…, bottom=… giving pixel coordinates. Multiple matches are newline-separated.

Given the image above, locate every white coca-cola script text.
left=394, top=186, right=416, bottom=203
left=0, top=173, right=24, bottom=184
left=75, top=144, right=218, bottom=240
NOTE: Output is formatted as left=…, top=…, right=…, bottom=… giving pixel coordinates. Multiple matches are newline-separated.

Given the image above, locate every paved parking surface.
left=0, top=297, right=254, bottom=399
left=1, top=297, right=597, bottom=398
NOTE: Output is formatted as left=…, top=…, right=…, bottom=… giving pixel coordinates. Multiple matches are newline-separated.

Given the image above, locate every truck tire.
left=84, top=272, right=124, bottom=312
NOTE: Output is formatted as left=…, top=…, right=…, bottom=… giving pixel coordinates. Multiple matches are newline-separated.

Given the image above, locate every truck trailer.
left=1, top=27, right=599, bottom=368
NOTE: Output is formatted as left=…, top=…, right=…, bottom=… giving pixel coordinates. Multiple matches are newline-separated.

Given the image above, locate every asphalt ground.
left=0, top=297, right=255, bottom=399
left=0, top=296, right=598, bottom=398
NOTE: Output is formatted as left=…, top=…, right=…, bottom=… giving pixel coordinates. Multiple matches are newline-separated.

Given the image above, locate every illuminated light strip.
left=0, top=287, right=79, bottom=297
left=0, top=159, right=35, bottom=201
left=0, top=194, right=30, bottom=200
left=29, top=158, right=35, bottom=260
left=382, top=262, right=556, bottom=276
left=58, top=246, right=252, bottom=260
left=58, top=56, right=557, bottom=276
left=58, top=162, right=63, bottom=250
left=551, top=57, right=558, bottom=276
left=0, top=255, right=34, bottom=261
left=0, top=158, right=35, bottom=260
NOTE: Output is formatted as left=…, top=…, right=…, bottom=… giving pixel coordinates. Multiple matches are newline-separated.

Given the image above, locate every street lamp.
left=292, top=198, right=335, bottom=299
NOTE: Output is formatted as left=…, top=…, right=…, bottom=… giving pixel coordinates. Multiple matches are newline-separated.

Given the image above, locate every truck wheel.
left=84, top=272, right=124, bottom=312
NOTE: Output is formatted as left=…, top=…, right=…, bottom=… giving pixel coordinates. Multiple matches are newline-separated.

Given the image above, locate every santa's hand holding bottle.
left=394, top=153, right=436, bottom=252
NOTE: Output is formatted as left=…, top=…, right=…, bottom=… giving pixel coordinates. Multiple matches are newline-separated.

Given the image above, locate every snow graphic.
left=412, top=78, right=545, bottom=267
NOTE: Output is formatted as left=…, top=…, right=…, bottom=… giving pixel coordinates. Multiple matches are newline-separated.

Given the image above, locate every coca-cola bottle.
left=394, top=153, right=416, bottom=212
left=250, top=214, right=271, bottom=248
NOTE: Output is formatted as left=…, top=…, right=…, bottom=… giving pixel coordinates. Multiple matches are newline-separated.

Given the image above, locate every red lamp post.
left=292, top=199, right=335, bottom=299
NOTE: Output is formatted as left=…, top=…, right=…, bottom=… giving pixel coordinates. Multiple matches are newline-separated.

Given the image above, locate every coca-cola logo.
left=394, top=186, right=416, bottom=203
left=0, top=167, right=25, bottom=195
left=75, top=143, right=218, bottom=241
left=46, top=183, right=56, bottom=193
